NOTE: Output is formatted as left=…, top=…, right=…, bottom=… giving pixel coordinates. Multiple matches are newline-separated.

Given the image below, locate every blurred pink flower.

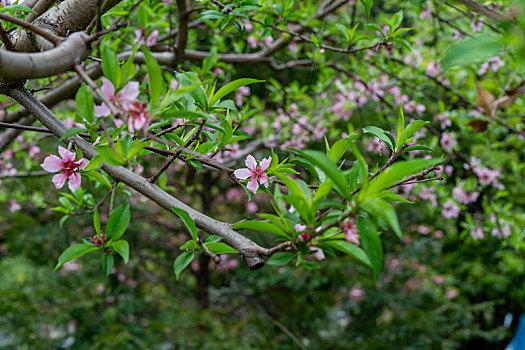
left=442, top=201, right=460, bottom=219
left=426, top=61, right=440, bottom=77
left=94, top=78, right=140, bottom=117
left=41, top=146, right=88, bottom=191
left=234, top=155, right=271, bottom=193
left=349, top=286, right=364, bottom=302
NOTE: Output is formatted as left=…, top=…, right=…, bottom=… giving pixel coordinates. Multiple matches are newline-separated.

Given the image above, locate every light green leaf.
left=106, top=202, right=131, bottom=241
left=75, top=85, right=94, bottom=124
left=234, top=220, right=289, bottom=238
left=101, top=253, right=114, bottom=277
left=360, top=198, right=401, bottom=238
left=400, top=120, right=429, bottom=146
left=267, top=252, right=296, bottom=266
left=172, top=207, right=198, bottom=240
left=59, top=128, right=87, bottom=141
left=322, top=240, right=371, bottom=267
left=113, top=240, right=130, bottom=263
left=143, top=47, right=163, bottom=107
left=55, top=244, right=99, bottom=270
left=209, top=78, right=264, bottom=107
left=174, top=251, right=194, bottom=280
left=294, top=149, right=350, bottom=198
left=362, top=126, right=394, bottom=150
left=205, top=242, right=238, bottom=254
left=441, top=36, right=501, bottom=71
left=102, top=46, right=119, bottom=87
left=357, top=217, right=382, bottom=279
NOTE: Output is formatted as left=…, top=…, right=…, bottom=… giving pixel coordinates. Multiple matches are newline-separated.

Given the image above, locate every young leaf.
left=362, top=126, right=394, bottom=150
left=93, top=208, right=101, bottom=235
left=400, top=120, right=429, bottom=146
left=75, top=85, right=94, bottom=124
left=59, top=127, right=87, bottom=141
left=360, top=198, right=402, bottom=238
left=396, top=104, right=404, bottom=151
left=361, top=0, right=373, bottom=16
left=55, top=244, right=99, bottom=270
left=102, top=45, right=120, bottom=87
left=172, top=207, right=198, bottom=240
left=357, top=217, right=382, bottom=279
left=267, top=252, right=296, bottom=266
left=174, top=251, right=194, bottom=280
left=106, top=202, right=131, bottom=241
left=205, top=242, right=238, bottom=254
left=294, top=149, right=350, bottom=198
left=112, top=239, right=130, bottom=263
left=234, top=220, right=290, bottom=238
left=209, top=78, right=264, bottom=107
left=322, top=240, right=371, bottom=267
left=143, top=47, right=163, bottom=107
left=101, top=253, right=114, bottom=277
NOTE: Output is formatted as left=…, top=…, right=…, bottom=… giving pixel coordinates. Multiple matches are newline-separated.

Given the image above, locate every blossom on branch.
left=234, top=155, right=271, bottom=193
left=41, top=146, right=88, bottom=192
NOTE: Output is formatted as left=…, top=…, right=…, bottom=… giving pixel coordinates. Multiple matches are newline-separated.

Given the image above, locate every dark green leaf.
left=106, top=202, right=131, bottom=241
left=55, top=244, right=99, bottom=270
left=174, top=252, right=194, bottom=280
left=172, top=207, right=198, bottom=240
left=267, top=252, right=296, bottom=266
left=112, top=240, right=129, bottom=263
left=357, top=217, right=382, bottom=279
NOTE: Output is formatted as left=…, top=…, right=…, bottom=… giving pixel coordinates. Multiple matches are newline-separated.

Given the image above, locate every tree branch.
left=2, top=84, right=267, bottom=270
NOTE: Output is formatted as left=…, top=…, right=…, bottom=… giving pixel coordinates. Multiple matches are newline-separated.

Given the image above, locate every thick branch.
left=0, top=32, right=91, bottom=81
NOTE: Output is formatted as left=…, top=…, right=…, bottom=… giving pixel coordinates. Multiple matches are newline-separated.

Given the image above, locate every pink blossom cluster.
left=471, top=17, right=484, bottom=32
left=94, top=78, right=151, bottom=133
left=478, top=57, right=504, bottom=76
left=342, top=219, right=359, bottom=245
left=470, top=227, right=484, bottom=240
left=472, top=166, right=502, bottom=188
left=440, top=132, right=457, bottom=152
left=434, top=111, right=452, bottom=129
left=491, top=224, right=511, bottom=239
left=441, top=201, right=461, bottom=219
left=452, top=184, right=479, bottom=205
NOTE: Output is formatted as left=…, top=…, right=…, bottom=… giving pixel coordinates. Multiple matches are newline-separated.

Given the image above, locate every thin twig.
left=0, top=12, right=61, bottom=46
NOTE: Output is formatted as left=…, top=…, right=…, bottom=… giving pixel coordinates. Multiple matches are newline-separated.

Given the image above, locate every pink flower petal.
left=68, top=172, right=81, bottom=192
left=52, top=173, right=68, bottom=189
left=100, top=77, right=115, bottom=100
left=259, top=156, right=272, bottom=171
left=58, top=146, right=76, bottom=162
left=114, top=118, right=124, bottom=128
left=245, top=154, right=257, bottom=171
left=41, top=155, right=63, bottom=173
left=76, top=158, right=89, bottom=170
left=94, top=103, right=111, bottom=117
left=234, top=168, right=252, bottom=180
left=247, top=179, right=259, bottom=193
left=120, top=82, right=140, bottom=103
left=259, top=173, right=269, bottom=187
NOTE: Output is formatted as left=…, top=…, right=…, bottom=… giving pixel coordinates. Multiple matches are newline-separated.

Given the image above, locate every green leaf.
left=365, top=158, right=444, bottom=196
left=403, top=145, right=433, bottom=153
left=234, top=220, right=289, bottom=238
left=101, top=253, right=114, bottom=277
left=205, top=242, right=238, bottom=254
left=85, top=155, right=104, bottom=170
left=362, top=126, right=394, bottom=150
left=113, top=240, right=130, bottom=263
left=162, top=109, right=210, bottom=121
left=75, top=85, right=94, bottom=124
left=172, top=207, right=198, bottom=240
left=360, top=198, right=402, bottom=238
left=400, top=120, right=429, bottom=146
left=379, top=191, right=414, bottom=204
left=84, top=169, right=112, bottom=188
left=294, top=149, right=350, bottom=198
left=106, top=202, right=131, bottom=241
left=1, top=4, right=36, bottom=13
left=143, top=47, right=163, bottom=107
left=322, top=240, right=371, bottom=267
left=93, top=208, right=101, bottom=235
left=361, top=0, right=373, bottom=16
left=328, top=136, right=356, bottom=162
left=59, top=127, right=87, bottom=141
left=441, top=36, right=501, bottom=71
left=396, top=104, right=404, bottom=151
left=55, top=244, right=99, bottom=270
left=267, top=252, right=296, bottom=266
left=357, top=217, right=382, bottom=279
left=209, top=78, right=264, bottom=107
left=95, top=146, right=126, bottom=166
left=174, top=251, right=194, bottom=280
left=102, top=45, right=120, bottom=87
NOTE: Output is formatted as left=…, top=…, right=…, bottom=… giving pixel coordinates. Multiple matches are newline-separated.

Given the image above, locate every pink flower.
left=126, top=101, right=151, bottom=133
left=417, top=225, right=431, bottom=235
left=170, top=80, right=179, bottom=91
left=349, top=286, right=364, bottom=302
left=247, top=36, right=258, bottom=49
left=9, top=199, right=21, bottom=212
left=134, top=29, right=159, bottom=47
left=310, top=247, right=325, bottom=261
left=234, top=155, right=272, bottom=193
left=446, top=289, right=458, bottom=299
left=426, top=61, right=440, bottom=77
left=440, top=132, right=457, bottom=151
left=342, top=219, right=359, bottom=245
left=453, top=29, right=462, bottom=40
left=289, top=41, right=298, bottom=53
left=470, top=227, right=484, bottom=240
left=94, top=78, right=140, bottom=117
left=40, top=146, right=88, bottom=192
left=442, top=201, right=460, bottom=219
left=434, top=112, right=451, bottom=129
left=471, top=17, right=484, bottom=32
